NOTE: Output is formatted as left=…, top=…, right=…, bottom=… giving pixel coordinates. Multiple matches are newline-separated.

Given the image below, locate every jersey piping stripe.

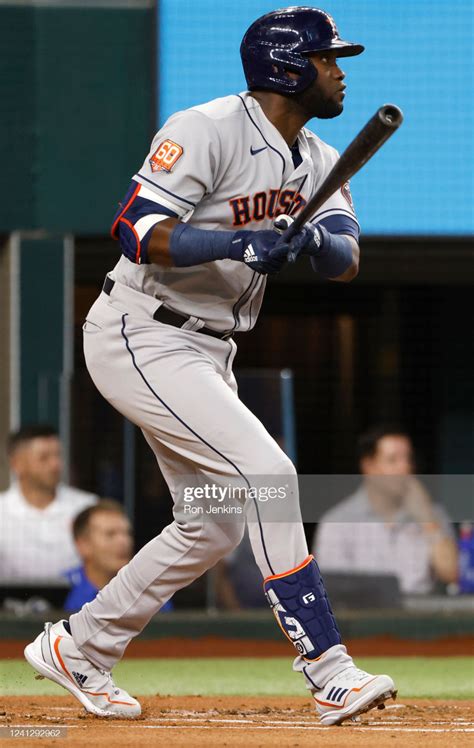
left=138, top=183, right=181, bottom=207
left=293, top=175, right=308, bottom=213
left=247, top=274, right=265, bottom=330
left=136, top=173, right=196, bottom=208
left=238, top=273, right=265, bottom=329
left=120, top=314, right=275, bottom=576
left=228, top=271, right=259, bottom=334
left=237, top=95, right=286, bottom=176
left=136, top=181, right=187, bottom=218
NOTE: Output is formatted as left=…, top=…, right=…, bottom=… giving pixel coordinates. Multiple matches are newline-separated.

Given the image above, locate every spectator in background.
left=64, top=500, right=173, bottom=612
left=0, top=425, right=96, bottom=580
left=64, top=500, right=133, bottom=612
left=313, top=426, right=458, bottom=594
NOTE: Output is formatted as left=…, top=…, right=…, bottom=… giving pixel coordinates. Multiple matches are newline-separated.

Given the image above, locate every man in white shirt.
left=313, top=426, right=458, bottom=594
left=0, top=425, right=97, bottom=580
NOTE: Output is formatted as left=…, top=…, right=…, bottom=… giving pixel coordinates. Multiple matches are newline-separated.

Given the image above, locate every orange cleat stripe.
left=313, top=677, right=377, bottom=709
left=53, top=636, right=75, bottom=686
left=83, top=689, right=136, bottom=707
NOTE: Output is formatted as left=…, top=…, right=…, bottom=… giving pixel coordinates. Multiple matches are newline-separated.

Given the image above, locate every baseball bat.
left=283, top=103, right=404, bottom=256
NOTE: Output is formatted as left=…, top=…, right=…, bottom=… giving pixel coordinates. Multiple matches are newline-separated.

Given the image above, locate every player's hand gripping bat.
left=279, top=104, right=404, bottom=261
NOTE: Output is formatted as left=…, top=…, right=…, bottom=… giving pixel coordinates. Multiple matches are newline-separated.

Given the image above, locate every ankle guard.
left=264, top=555, right=341, bottom=660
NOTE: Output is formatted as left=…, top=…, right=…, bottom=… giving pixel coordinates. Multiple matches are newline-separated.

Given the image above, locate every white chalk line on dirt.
left=119, top=725, right=474, bottom=733
left=17, top=715, right=474, bottom=729
left=148, top=716, right=474, bottom=727
left=6, top=723, right=474, bottom=734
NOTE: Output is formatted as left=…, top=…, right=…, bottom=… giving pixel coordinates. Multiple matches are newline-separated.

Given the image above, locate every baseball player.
left=25, top=7, right=396, bottom=725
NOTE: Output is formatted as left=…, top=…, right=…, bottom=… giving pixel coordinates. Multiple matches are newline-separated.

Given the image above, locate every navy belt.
left=102, top=277, right=233, bottom=341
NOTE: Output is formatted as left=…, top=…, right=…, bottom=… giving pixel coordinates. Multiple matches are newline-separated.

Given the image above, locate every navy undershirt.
left=291, top=142, right=303, bottom=169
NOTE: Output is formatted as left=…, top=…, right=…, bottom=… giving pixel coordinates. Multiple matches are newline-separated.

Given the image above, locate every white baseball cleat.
left=313, top=665, right=397, bottom=726
left=24, top=620, right=141, bottom=718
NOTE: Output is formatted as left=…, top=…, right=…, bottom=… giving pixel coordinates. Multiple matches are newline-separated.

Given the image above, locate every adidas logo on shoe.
left=243, top=245, right=258, bottom=263
left=72, top=671, right=88, bottom=688
left=325, top=686, right=349, bottom=704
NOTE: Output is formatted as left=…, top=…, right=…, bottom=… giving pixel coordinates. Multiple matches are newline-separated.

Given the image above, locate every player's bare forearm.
left=146, top=218, right=180, bottom=266
left=329, top=236, right=359, bottom=282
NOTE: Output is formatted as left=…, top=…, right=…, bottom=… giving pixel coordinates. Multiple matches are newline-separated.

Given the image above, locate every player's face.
left=79, top=511, right=133, bottom=578
left=295, top=51, right=346, bottom=119
left=11, top=437, right=62, bottom=492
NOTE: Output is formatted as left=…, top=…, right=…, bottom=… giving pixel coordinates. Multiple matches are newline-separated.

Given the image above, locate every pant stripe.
left=120, top=313, right=275, bottom=575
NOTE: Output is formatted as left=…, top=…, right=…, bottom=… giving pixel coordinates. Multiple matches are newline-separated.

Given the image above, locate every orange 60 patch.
left=149, top=140, right=183, bottom=173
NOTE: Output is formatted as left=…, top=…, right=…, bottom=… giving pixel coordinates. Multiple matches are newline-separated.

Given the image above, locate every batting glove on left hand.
left=231, top=229, right=290, bottom=274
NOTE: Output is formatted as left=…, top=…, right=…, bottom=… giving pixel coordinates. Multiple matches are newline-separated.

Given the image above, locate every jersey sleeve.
left=310, top=145, right=361, bottom=241
left=133, top=109, right=221, bottom=219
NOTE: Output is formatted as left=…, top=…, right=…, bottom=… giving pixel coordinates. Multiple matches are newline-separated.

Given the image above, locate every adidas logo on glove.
left=243, top=245, right=258, bottom=263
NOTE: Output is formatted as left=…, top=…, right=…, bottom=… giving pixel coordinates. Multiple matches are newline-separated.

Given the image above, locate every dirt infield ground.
left=1, top=695, right=473, bottom=747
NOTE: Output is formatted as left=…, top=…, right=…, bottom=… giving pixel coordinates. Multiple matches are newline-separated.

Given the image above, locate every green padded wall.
left=19, top=238, right=65, bottom=427
left=0, top=6, right=36, bottom=229
left=0, top=3, right=154, bottom=233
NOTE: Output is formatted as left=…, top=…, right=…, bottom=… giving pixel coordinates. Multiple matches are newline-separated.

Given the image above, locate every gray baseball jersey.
left=110, top=91, right=359, bottom=332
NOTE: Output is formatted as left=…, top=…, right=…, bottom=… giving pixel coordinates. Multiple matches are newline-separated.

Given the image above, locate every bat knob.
left=273, top=214, right=294, bottom=235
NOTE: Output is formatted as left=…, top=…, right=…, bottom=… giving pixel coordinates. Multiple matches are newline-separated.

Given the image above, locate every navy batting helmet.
left=240, top=6, right=364, bottom=95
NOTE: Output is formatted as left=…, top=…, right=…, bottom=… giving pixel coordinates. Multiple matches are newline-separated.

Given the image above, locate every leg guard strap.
left=264, top=555, right=341, bottom=660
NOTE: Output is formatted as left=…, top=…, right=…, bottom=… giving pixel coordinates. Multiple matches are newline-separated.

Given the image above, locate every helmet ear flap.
left=271, top=49, right=318, bottom=87
left=243, top=46, right=318, bottom=95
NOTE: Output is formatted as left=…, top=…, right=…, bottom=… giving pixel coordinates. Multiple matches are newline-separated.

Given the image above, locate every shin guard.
left=264, top=555, right=341, bottom=660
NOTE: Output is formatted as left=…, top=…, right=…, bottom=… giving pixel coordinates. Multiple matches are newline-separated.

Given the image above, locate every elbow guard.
left=111, top=181, right=178, bottom=264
